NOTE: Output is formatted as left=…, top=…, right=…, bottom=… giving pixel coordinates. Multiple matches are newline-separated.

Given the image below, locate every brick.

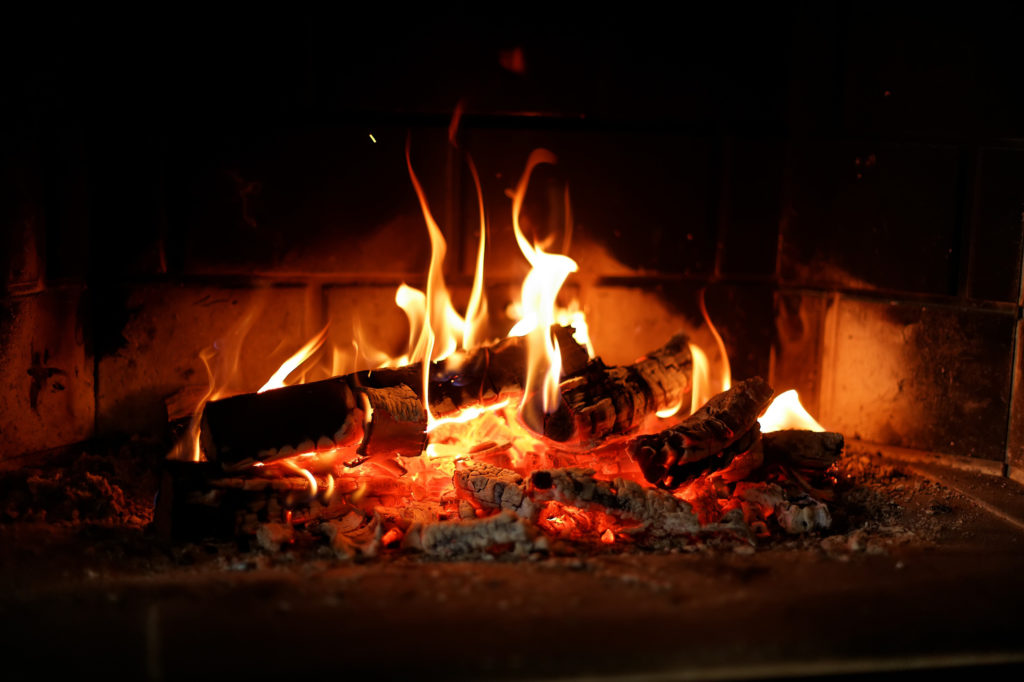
left=702, top=283, right=775, bottom=385
left=820, top=297, right=1014, bottom=461
left=461, top=129, right=716, bottom=280
left=1, top=132, right=44, bottom=293
left=967, top=149, right=1024, bottom=303
left=166, top=125, right=449, bottom=277
left=781, top=142, right=960, bottom=295
left=323, top=285, right=411, bottom=370
left=0, top=288, right=94, bottom=460
left=581, top=284, right=701, bottom=368
left=96, top=284, right=312, bottom=437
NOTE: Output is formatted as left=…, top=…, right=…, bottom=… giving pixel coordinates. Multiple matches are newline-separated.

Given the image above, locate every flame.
left=699, top=289, right=731, bottom=393
left=258, top=325, right=329, bottom=393
left=688, top=343, right=713, bottom=416
left=600, top=528, right=615, bottom=544
left=758, top=390, right=825, bottom=433
left=404, top=136, right=465, bottom=367
left=462, top=154, right=490, bottom=350
left=507, top=149, right=579, bottom=419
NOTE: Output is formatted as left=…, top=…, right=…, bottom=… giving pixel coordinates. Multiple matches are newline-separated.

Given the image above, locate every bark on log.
left=627, top=377, right=774, bottom=489
left=541, top=333, right=693, bottom=446
left=761, top=430, right=844, bottom=470
left=199, top=326, right=589, bottom=467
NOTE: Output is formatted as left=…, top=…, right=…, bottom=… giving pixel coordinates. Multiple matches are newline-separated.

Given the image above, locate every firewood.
left=541, top=333, right=692, bottom=445
left=199, top=326, right=590, bottom=466
left=761, top=430, right=844, bottom=470
left=200, top=378, right=361, bottom=467
left=528, top=467, right=701, bottom=537
left=627, top=377, right=775, bottom=489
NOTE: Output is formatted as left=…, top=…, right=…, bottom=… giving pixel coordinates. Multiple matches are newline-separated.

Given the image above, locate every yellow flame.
left=688, top=343, right=713, bottom=415
left=758, top=390, right=825, bottom=432
left=405, top=136, right=473, bottom=429
left=507, top=149, right=578, bottom=416
left=258, top=324, right=329, bottom=393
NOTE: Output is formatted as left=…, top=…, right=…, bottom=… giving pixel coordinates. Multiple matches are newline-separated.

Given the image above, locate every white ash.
left=403, top=510, right=542, bottom=558
left=735, top=482, right=832, bottom=534
left=319, top=511, right=383, bottom=558
left=453, top=462, right=537, bottom=518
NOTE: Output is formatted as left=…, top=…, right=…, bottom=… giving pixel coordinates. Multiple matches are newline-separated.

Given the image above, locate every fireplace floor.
left=2, top=445, right=1023, bottom=680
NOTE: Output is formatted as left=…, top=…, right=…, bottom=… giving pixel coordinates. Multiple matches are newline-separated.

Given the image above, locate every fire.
left=506, top=149, right=579, bottom=423
left=177, top=122, right=838, bottom=552
left=758, top=390, right=825, bottom=433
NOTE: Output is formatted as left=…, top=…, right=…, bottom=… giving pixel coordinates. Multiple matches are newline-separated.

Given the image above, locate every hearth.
left=3, top=6, right=1024, bottom=680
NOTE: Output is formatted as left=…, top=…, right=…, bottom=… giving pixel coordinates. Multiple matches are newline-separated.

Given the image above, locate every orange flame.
left=699, top=288, right=731, bottom=394
left=758, top=390, right=825, bottom=432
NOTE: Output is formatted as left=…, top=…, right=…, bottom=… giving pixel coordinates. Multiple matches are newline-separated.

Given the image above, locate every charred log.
left=542, top=333, right=693, bottom=445
left=628, top=377, right=775, bottom=489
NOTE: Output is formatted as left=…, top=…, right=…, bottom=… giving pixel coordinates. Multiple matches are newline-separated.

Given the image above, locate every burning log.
left=200, top=326, right=590, bottom=467
left=541, top=333, right=692, bottom=445
left=761, top=430, right=844, bottom=470
left=528, top=467, right=701, bottom=538
left=628, top=377, right=775, bottom=489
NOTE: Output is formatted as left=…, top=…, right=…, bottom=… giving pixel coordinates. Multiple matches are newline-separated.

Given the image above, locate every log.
left=627, top=377, right=774, bottom=489
left=199, top=326, right=590, bottom=467
left=761, top=430, right=844, bottom=470
left=541, top=333, right=693, bottom=445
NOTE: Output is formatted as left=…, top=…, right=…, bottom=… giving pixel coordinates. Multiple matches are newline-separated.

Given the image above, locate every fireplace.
left=3, top=7, right=1024, bottom=679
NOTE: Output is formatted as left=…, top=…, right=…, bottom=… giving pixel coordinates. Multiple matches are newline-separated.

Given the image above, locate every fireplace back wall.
left=3, top=8, right=1023, bottom=479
